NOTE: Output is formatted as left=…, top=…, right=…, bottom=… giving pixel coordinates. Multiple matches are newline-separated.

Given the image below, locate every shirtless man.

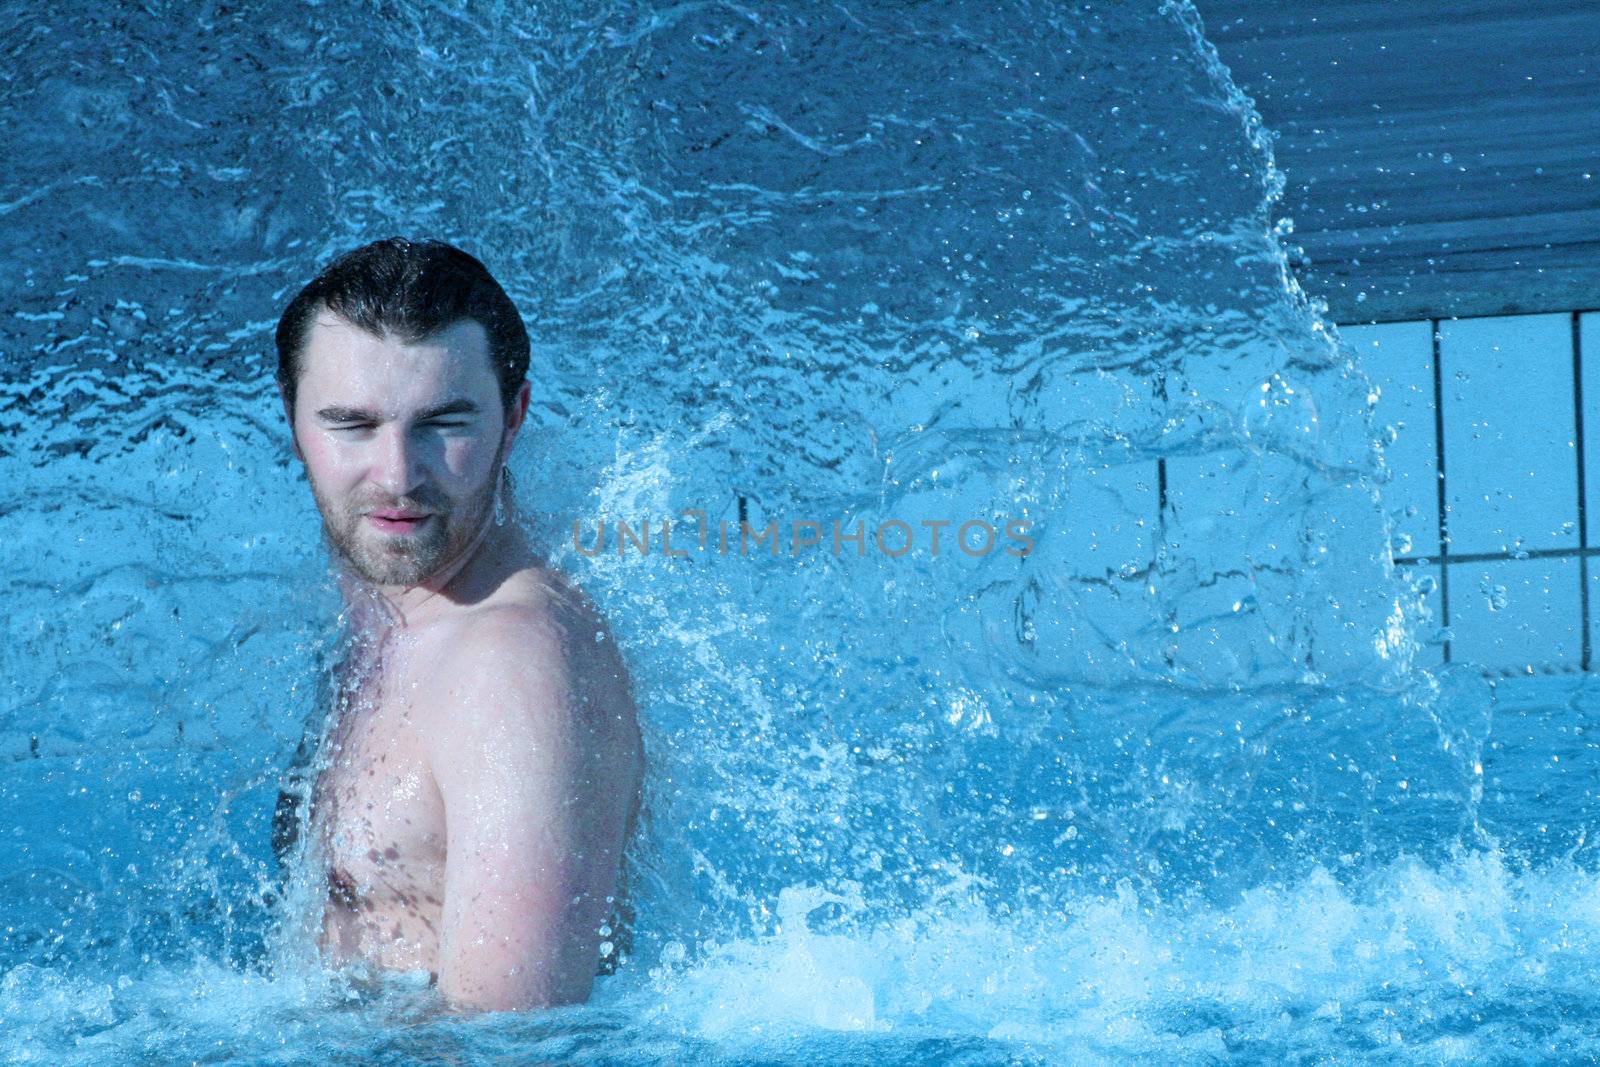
left=268, top=237, right=643, bottom=1013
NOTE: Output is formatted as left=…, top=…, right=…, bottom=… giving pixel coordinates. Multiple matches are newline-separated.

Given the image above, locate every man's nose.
left=371, top=426, right=425, bottom=497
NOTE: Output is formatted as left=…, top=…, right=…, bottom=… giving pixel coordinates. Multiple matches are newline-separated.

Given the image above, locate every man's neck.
left=339, top=520, right=532, bottom=636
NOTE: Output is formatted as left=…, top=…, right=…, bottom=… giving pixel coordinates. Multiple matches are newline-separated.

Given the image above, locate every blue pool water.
left=4, top=0, right=1596, bottom=1062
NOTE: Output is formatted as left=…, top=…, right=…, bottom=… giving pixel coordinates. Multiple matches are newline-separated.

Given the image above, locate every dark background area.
left=1198, top=0, right=1600, bottom=323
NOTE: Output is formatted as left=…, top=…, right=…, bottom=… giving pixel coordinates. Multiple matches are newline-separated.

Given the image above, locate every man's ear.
left=503, top=379, right=533, bottom=447
left=277, top=381, right=304, bottom=462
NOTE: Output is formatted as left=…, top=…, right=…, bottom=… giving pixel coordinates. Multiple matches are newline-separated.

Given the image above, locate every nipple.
left=328, top=866, right=361, bottom=907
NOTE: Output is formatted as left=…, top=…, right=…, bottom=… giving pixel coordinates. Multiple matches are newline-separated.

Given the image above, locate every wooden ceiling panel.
left=1195, top=0, right=1600, bottom=322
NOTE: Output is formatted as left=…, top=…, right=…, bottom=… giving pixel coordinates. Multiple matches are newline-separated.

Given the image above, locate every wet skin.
left=282, top=312, right=644, bottom=1013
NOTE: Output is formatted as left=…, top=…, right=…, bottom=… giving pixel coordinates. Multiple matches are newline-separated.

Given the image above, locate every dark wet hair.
left=274, top=236, right=530, bottom=420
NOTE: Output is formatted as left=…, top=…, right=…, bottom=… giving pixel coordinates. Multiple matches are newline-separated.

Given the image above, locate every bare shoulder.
left=416, top=564, right=640, bottom=755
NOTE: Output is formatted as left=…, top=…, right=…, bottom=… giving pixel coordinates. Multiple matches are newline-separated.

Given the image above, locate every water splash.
left=0, top=0, right=1535, bottom=1060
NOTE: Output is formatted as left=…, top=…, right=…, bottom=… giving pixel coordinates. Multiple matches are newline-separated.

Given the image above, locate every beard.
left=311, top=466, right=500, bottom=588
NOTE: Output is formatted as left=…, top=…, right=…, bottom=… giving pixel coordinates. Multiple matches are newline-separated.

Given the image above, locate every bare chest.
left=310, top=690, right=447, bottom=962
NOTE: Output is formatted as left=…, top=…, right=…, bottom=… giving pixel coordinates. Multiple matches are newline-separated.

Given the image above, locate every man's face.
left=288, top=312, right=515, bottom=588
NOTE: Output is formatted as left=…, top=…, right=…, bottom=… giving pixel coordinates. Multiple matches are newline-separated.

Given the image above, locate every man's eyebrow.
left=417, top=398, right=481, bottom=420
left=313, top=399, right=482, bottom=423
left=315, top=405, right=379, bottom=423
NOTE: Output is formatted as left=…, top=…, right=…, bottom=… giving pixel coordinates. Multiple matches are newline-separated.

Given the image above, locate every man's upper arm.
left=424, top=612, right=619, bottom=1013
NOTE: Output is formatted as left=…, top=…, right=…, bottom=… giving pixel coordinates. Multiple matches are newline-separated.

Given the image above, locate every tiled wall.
left=1347, top=310, right=1600, bottom=676
left=722, top=310, right=1598, bottom=680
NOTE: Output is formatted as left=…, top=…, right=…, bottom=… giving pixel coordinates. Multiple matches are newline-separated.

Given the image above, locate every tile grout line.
left=1575, top=310, right=1591, bottom=672
left=1431, top=317, right=1452, bottom=665
left=1396, top=545, right=1600, bottom=566
left=1339, top=306, right=1600, bottom=329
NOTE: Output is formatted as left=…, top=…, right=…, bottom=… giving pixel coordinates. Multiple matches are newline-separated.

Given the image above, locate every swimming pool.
left=4, top=0, right=1592, bottom=1062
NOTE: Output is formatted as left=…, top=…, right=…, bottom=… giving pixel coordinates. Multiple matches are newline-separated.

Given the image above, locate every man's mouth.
left=366, top=511, right=433, bottom=533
